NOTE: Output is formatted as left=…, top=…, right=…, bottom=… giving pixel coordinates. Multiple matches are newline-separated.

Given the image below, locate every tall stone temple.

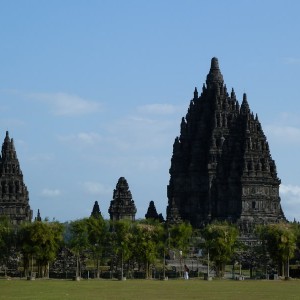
left=167, top=58, right=285, bottom=230
left=0, top=131, right=32, bottom=224
left=108, top=177, right=136, bottom=221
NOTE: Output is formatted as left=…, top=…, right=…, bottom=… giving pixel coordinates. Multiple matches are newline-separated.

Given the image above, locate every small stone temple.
left=108, top=177, right=136, bottom=221
left=0, top=131, right=32, bottom=224
left=167, top=58, right=285, bottom=231
left=90, top=200, right=102, bottom=219
left=145, top=200, right=164, bottom=222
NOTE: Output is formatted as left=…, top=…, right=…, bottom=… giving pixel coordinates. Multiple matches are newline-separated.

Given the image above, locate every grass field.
left=1, top=278, right=300, bottom=300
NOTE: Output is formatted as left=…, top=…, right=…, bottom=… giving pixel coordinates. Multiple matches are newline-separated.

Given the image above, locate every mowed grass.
left=1, top=278, right=300, bottom=300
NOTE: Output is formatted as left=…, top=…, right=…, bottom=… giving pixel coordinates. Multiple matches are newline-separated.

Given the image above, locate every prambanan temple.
left=0, top=131, right=32, bottom=224
left=0, top=58, right=287, bottom=232
left=166, top=57, right=285, bottom=230
left=108, top=177, right=137, bottom=221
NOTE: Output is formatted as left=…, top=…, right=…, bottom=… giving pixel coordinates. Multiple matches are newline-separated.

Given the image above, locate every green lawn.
left=1, top=278, right=300, bottom=300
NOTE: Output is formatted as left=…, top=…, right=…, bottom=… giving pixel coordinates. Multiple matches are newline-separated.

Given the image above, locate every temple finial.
left=5, top=131, right=10, bottom=142
left=36, top=209, right=41, bottom=221
left=194, top=87, right=198, bottom=99
left=206, top=57, right=224, bottom=88
left=241, top=93, right=250, bottom=114
left=211, top=57, right=220, bottom=70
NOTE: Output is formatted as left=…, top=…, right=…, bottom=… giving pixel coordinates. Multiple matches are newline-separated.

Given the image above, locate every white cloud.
left=137, top=103, right=182, bottom=115
left=280, top=184, right=300, bottom=196
left=58, top=132, right=102, bottom=145
left=106, top=116, right=177, bottom=152
left=280, top=184, right=300, bottom=221
left=83, top=181, right=112, bottom=196
left=136, top=156, right=166, bottom=171
left=27, top=153, right=54, bottom=162
left=41, top=188, right=61, bottom=197
left=265, top=124, right=300, bottom=144
left=29, top=92, right=103, bottom=116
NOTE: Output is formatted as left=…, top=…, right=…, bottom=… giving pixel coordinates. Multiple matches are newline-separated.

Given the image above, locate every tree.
left=0, top=216, right=14, bottom=275
left=131, top=220, right=164, bottom=279
left=290, top=221, right=300, bottom=264
left=258, top=222, right=296, bottom=278
left=202, top=221, right=239, bottom=277
left=86, top=216, right=108, bottom=278
left=110, top=219, right=133, bottom=279
left=18, top=220, right=63, bottom=278
left=68, top=219, right=89, bottom=278
left=167, top=222, right=193, bottom=276
left=168, top=222, right=193, bottom=256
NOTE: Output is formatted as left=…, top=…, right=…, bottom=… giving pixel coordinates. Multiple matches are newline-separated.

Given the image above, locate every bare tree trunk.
left=96, top=258, right=100, bottom=279
left=76, top=255, right=79, bottom=278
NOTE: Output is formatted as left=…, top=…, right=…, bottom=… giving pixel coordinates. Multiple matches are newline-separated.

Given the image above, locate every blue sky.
left=1, top=0, right=300, bottom=222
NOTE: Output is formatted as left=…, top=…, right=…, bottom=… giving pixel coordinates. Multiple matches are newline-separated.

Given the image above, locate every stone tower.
left=90, top=200, right=102, bottom=218
left=167, top=58, right=285, bottom=229
left=108, top=177, right=136, bottom=221
left=145, top=201, right=159, bottom=220
left=0, top=131, right=32, bottom=224
left=145, top=200, right=164, bottom=222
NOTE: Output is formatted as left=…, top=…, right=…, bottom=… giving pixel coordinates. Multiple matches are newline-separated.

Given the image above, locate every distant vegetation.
left=1, top=215, right=300, bottom=280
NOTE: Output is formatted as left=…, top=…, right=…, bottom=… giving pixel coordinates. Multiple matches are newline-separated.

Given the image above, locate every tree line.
left=0, top=215, right=300, bottom=279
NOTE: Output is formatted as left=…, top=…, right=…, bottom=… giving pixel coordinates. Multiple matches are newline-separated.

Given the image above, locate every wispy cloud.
left=57, top=132, right=102, bottom=145
left=280, top=184, right=300, bottom=196
left=280, top=184, right=300, bottom=221
left=27, top=153, right=54, bottom=162
left=265, top=124, right=300, bottom=144
left=82, top=181, right=112, bottom=196
left=283, top=57, right=300, bottom=65
left=29, top=92, right=103, bottom=116
left=0, top=118, right=26, bottom=128
left=107, top=116, right=178, bottom=152
left=137, top=103, right=183, bottom=115
left=135, top=156, right=167, bottom=171
left=41, top=188, right=61, bottom=197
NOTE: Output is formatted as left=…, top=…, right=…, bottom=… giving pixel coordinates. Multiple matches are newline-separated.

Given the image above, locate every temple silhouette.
left=166, top=58, right=285, bottom=230
left=108, top=177, right=137, bottom=221
left=0, top=58, right=287, bottom=232
left=0, top=131, right=32, bottom=224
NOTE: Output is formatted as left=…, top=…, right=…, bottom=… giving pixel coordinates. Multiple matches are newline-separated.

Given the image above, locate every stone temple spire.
left=145, top=200, right=159, bottom=220
left=108, top=177, right=137, bottom=221
left=167, top=58, right=285, bottom=230
left=35, top=209, right=42, bottom=222
left=0, top=131, right=32, bottom=224
left=241, top=93, right=250, bottom=114
left=206, top=57, right=224, bottom=89
left=91, top=200, right=102, bottom=218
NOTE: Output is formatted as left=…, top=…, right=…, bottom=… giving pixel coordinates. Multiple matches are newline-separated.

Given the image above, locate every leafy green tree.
left=131, top=220, right=164, bottom=279
left=110, top=219, right=133, bottom=279
left=290, top=221, right=300, bottom=263
left=0, top=216, right=14, bottom=274
left=68, top=219, right=89, bottom=278
left=86, top=216, right=108, bottom=278
left=18, top=220, right=63, bottom=277
left=258, top=222, right=296, bottom=278
left=202, top=221, right=239, bottom=277
left=168, top=221, right=193, bottom=273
